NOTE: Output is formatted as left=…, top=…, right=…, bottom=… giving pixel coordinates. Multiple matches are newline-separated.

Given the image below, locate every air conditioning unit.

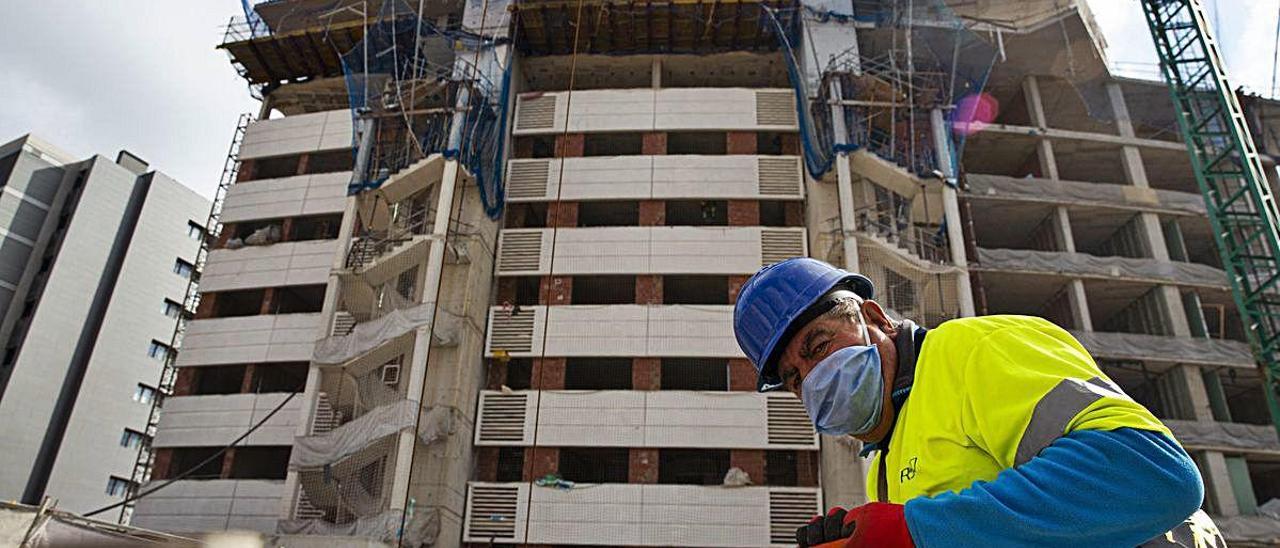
left=381, top=363, right=401, bottom=386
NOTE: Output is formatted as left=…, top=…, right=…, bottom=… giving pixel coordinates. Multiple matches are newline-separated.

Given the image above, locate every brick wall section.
left=728, top=359, right=757, bottom=391
left=474, top=447, right=499, bottom=482
left=728, top=200, right=760, bottom=226
left=486, top=359, right=508, bottom=390
left=525, top=447, right=559, bottom=480
left=531, top=358, right=566, bottom=390
left=194, top=293, right=217, bottom=319
left=240, top=364, right=257, bottom=393
left=642, top=132, right=668, bottom=155
left=220, top=447, right=237, bottom=478
left=151, top=449, right=173, bottom=480
left=639, top=200, right=665, bottom=226
left=495, top=277, right=517, bottom=306
left=173, top=367, right=197, bottom=397
left=726, top=132, right=758, bottom=155
left=295, top=153, right=310, bottom=176
left=548, top=201, right=579, bottom=228
left=540, top=276, right=572, bottom=305
left=629, top=448, right=660, bottom=483
left=784, top=202, right=805, bottom=227
left=633, top=358, right=661, bottom=390
left=514, top=137, right=534, bottom=158
left=780, top=133, right=801, bottom=155
left=728, top=275, right=750, bottom=304
left=236, top=159, right=256, bottom=182
left=797, top=451, right=820, bottom=487
left=259, top=288, right=277, bottom=315
left=216, top=225, right=235, bottom=248
left=731, top=449, right=767, bottom=485
left=636, top=275, right=663, bottom=305
left=556, top=133, right=585, bottom=157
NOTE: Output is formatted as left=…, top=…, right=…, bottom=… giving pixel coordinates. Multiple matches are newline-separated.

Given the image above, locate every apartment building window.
left=162, top=299, right=184, bottom=319
left=193, top=365, right=245, bottom=395
left=663, top=276, right=728, bottom=305
left=105, top=476, right=134, bottom=497
left=571, top=276, right=635, bottom=305
left=229, top=447, right=291, bottom=480
left=187, top=221, right=206, bottom=241
left=147, top=340, right=173, bottom=361
left=659, top=449, right=730, bottom=485
left=133, top=383, right=156, bottom=404
left=559, top=448, right=628, bottom=483
left=251, top=362, right=309, bottom=393
left=496, top=447, right=525, bottom=482
left=165, top=447, right=223, bottom=480
left=120, top=429, right=146, bottom=449
left=564, top=358, right=632, bottom=390
left=667, top=200, right=727, bottom=226
left=661, top=358, right=728, bottom=391
left=766, top=451, right=798, bottom=486
left=577, top=201, right=639, bottom=227
left=172, top=258, right=195, bottom=279
left=505, top=359, right=532, bottom=390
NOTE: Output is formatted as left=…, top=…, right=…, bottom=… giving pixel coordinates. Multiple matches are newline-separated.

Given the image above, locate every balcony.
left=239, top=110, right=352, bottom=161
left=152, top=393, right=301, bottom=448
left=485, top=305, right=740, bottom=358
left=176, top=313, right=321, bottom=367
left=506, top=155, right=804, bottom=202
left=496, top=226, right=807, bottom=276
left=200, top=240, right=338, bottom=293
left=221, top=172, right=349, bottom=223
left=1070, top=330, right=1254, bottom=369
left=513, top=88, right=798, bottom=135
left=131, top=479, right=283, bottom=535
left=475, top=390, right=815, bottom=449
left=463, top=482, right=819, bottom=547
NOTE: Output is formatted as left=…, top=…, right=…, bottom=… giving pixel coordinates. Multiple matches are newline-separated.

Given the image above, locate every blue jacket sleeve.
left=903, top=428, right=1203, bottom=547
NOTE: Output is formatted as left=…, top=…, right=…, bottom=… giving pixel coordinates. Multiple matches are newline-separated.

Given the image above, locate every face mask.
left=801, top=343, right=885, bottom=437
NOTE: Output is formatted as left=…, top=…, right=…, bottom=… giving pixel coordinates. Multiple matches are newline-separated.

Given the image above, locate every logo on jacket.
left=899, top=457, right=918, bottom=483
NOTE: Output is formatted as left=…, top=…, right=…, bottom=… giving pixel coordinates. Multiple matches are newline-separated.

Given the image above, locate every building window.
left=147, top=340, right=172, bottom=361
left=106, top=476, right=133, bottom=497
left=162, top=299, right=183, bottom=318
left=172, top=259, right=195, bottom=279
left=134, top=383, right=157, bottom=404
left=187, top=221, right=206, bottom=241
left=120, top=429, right=146, bottom=449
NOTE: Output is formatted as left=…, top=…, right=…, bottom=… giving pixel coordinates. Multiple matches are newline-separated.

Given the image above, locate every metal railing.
left=854, top=207, right=950, bottom=264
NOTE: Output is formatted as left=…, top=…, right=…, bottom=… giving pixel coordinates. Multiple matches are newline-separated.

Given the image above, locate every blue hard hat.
left=733, top=258, right=874, bottom=391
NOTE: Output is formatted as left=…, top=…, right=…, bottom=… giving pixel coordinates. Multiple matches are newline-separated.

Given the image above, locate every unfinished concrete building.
left=128, top=0, right=1280, bottom=546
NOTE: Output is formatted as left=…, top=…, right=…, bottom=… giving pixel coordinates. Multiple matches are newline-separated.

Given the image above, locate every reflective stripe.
left=1014, top=376, right=1127, bottom=465
left=1138, top=510, right=1226, bottom=547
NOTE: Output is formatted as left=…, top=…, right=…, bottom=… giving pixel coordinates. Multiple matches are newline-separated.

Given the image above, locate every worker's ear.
left=861, top=299, right=897, bottom=337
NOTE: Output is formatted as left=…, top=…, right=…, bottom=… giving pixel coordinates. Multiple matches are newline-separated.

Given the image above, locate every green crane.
left=1140, top=0, right=1280, bottom=434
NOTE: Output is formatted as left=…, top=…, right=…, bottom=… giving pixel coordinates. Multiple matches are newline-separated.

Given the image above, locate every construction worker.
left=733, top=258, right=1225, bottom=547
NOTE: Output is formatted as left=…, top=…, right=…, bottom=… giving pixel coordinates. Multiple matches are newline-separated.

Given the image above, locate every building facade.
left=0, top=134, right=210, bottom=514
left=131, top=0, right=1280, bottom=546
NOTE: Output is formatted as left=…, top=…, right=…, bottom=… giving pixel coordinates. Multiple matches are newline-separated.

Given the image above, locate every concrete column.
left=1023, top=76, right=1059, bottom=180
left=930, top=108, right=975, bottom=317
left=1201, top=451, right=1242, bottom=516
left=1048, top=206, right=1093, bottom=331
left=651, top=57, right=662, bottom=89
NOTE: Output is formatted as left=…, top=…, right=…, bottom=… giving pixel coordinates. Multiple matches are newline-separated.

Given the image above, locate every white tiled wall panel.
left=176, top=313, right=321, bottom=367
left=131, top=479, right=283, bottom=535
left=152, top=393, right=301, bottom=448
left=221, top=172, right=349, bottom=223
left=485, top=305, right=741, bottom=358
left=513, top=89, right=799, bottom=135
left=239, top=110, right=352, bottom=160
left=200, top=240, right=338, bottom=292
left=505, top=155, right=804, bottom=202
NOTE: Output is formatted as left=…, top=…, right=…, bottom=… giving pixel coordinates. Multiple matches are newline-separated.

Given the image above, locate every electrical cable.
left=84, top=391, right=299, bottom=518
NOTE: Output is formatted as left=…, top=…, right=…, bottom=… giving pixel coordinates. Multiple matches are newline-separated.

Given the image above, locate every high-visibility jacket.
left=865, top=315, right=1171, bottom=503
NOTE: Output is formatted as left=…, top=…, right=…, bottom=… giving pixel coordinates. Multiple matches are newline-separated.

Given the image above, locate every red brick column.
left=240, top=364, right=257, bottom=394
left=639, top=200, right=665, bottom=226
left=216, top=225, right=235, bottom=249
left=525, top=447, right=559, bottom=480
left=220, top=447, right=237, bottom=479
left=173, top=367, right=197, bottom=397
left=797, top=451, right=820, bottom=487
left=629, top=448, right=660, bottom=483
left=495, top=278, right=517, bottom=306
left=728, top=200, right=760, bottom=226
left=151, top=449, right=174, bottom=480
left=784, top=202, right=805, bottom=227
left=486, top=359, right=508, bottom=390
left=727, top=132, right=758, bottom=155
left=295, top=153, right=310, bottom=176
left=633, top=358, right=661, bottom=390
left=514, top=137, right=535, bottom=159
left=642, top=132, right=668, bottom=155
left=636, top=275, right=663, bottom=305
left=474, top=447, right=500, bottom=482
left=236, top=159, right=256, bottom=182
left=259, top=288, right=277, bottom=315
left=556, top=133, right=585, bottom=157
left=539, top=276, right=572, bottom=305
left=728, top=275, right=750, bottom=304
left=728, top=359, right=757, bottom=391
left=531, top=358, right=566, bottom=390
left=548, top=201, right=579, bottom=228
left=780, top=133, right=801, bottom=155
left=731, top=449, right=767, bottom=485
left=194, top=293, right=218, bottom=319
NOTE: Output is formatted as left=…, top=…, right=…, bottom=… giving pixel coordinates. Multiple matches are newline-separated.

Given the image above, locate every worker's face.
left=777, top=299, right=899, bottom=442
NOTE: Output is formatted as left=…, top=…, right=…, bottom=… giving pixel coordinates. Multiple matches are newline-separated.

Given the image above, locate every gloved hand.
left=795, top=507, right=854, bottom=547
left=841, top=502, right=913, bottom=548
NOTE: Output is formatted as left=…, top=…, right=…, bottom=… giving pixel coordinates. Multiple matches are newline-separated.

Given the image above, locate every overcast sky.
left=0, top=1, right=1276, bottom=199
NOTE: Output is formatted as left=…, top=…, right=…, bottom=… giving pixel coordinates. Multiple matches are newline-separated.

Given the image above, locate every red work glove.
left=840, top=502, right=913, bottom=548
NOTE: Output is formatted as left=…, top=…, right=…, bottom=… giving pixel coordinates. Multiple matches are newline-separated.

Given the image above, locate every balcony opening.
left=666, top=200, right=727, bottom=226
left=229, top=446, right=291, bottom=480
left=213, top=289, right=266, bottom=318
left=230, top=219, right=284, bottom=245
left=1223, top=372, right=1271, bottom=425
left=305, top=150, right=354, bottom=174
left=192, top=365, right=246, bottom=395
left=163, top=447, right=223, bottom=480
left=578, top=201, right=639, bottom=227
left=253, top=155, right=301, bottom=179
left=1248, top=460, right=1280, bottom=512
left=290, top=214, right=342, bottom=241
left=564, top=358, right=633, bottom=389
left=251, top=362, right=309, bottom=393
left=497, top=447, right=525, bottom=482
left=668, top=132, right=727, bottom=155
left=506, top=202, right=548, bottom=229
left=766, top=451, right=798, bottom=486
left=274, top=284, right=326, bottom=314
left=663, top=275, right=728, bottom=305
left=572, top=275, right=636, bottom=305
left=661, top=358, right=728, bottom=391
left=760, top=200, right=800, bottom=227
left=584, top=133, right=643, bottom=156
left=659, top=449, right=730, bottom=485
left=1097, top=287, right=1169, bottom=336
left=758, top=132, right=789, bottom=155
left=559, top=448, right=629, bottom=483
left=513, top=276, right=541, bottom=306
left=505, top=358, right=533, bottom=390
left=523, top=136, right=558, bottom=159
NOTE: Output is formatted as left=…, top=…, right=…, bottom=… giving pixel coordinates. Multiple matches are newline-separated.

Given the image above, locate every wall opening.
left=505, top=203, right=548, bottom=228
left=584, top=133, right=643, bottom=156
left=661, top=358, right=728, bottom=391
left=564, top=358, right=633, bottom=389
left=253, top=156, right=301, bottom=179
left=578, top=201, right=639, bottom=227
left=497, top=447, right=525, bottom=482
left=290, top=214, right=342, bottom=241
left=274, top=284, right=326, bottom=314
left=212, top=289, right=266, bottom=318
left=659, top=449, right=730, bottom=485
left=663, top=275, right=728, bottom=305
left=251, top=362, right=309, bottom=393
left=229, top=446, right=291, bottom=479
left=559, top=448, right=629, bottom=483
left=766, top=450, right=798, bottom=486
left=572, top=276, right=636, bottom=305
left=668, top=132, right=727, bottom=155
left=504, top=358, right=533, bottom=390
left=305, top=150, right=354, bottom=174
left=666, top=200, right=727, bottom=226
left=192, top=365, right=245, bottom=395
left=164, top=447, right=224, bottom=480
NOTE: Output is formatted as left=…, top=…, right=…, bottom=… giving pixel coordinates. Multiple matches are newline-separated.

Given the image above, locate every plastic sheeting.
left=292, top=401, right=452, bottom=468
left=975, top=248, right=1229, bottom=289
left=313, top=302, right=458, bottom=366
left=1069, top=330, right=1255, bottom=368
left=1215, top=505, right=1280, bottom=546
left=965, top=174, right=1207, bottom=216
left=277, top=507, right=440, bottom=547
left=1163, top=419, right=1280, bottom=452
